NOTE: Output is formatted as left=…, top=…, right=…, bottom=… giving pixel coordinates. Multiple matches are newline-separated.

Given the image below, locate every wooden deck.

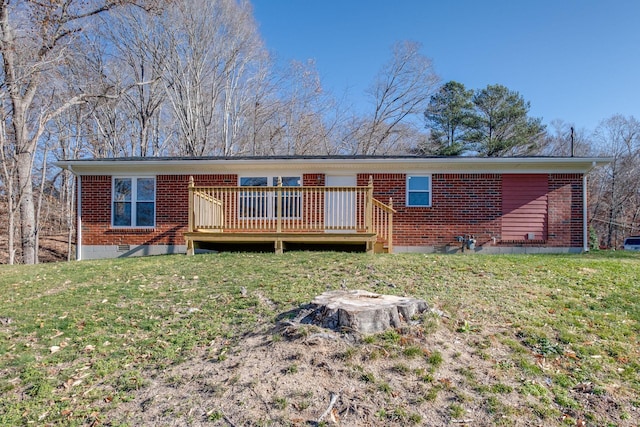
left=185, top=176, right=394, bottom=254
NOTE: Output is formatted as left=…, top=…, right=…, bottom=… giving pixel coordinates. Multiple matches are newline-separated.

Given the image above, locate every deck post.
left=188, top=176, right=194, bottom=233
left=387, top=197, right=394, bottom=254
left=365, top=176, right=374, bottom=232
left=276, top=176, right=283, bottom=233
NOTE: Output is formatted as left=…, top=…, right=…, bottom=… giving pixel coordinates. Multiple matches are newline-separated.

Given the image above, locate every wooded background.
left=1, top=0, right=638, bottom=264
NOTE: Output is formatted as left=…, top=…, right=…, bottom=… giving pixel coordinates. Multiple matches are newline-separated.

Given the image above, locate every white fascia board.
left=53, top=157, right=612, bottom=176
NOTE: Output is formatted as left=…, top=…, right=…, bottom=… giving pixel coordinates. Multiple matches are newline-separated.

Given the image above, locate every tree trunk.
left=34, top=147, right=48, bottom=265
left=0, top=130, right=16, bottom=265
left=7, top=192, right=15, bottom=265
left=17, top=151, right=36, bottom=264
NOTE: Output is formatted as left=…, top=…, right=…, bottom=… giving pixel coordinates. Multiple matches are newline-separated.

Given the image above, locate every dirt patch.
left=0, top=234, right=70, bottom=264
left=105, top=314, right=543, bottom=426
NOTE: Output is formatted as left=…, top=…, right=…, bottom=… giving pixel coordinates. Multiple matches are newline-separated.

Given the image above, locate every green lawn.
left=1, top=251, right=638, bottom=425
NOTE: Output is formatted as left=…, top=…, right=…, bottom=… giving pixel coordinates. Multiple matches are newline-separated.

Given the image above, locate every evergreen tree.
left=469, top=84, right=546, bottom=156
left=423, top=81, right=474, bottom=155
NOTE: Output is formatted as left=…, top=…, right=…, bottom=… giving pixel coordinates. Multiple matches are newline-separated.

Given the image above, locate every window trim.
left=111, top=176, right=156, bottom=228
left=406, top=174, right=432, bottom=207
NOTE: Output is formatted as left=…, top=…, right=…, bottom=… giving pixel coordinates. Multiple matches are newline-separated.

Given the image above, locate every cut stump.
left=305, top=290, right=429, bottom=334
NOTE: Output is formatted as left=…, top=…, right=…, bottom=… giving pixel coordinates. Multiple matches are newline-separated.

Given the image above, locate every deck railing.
left=188, top=176, right=395, bottom=248
left=372, top=197, right=396, bottom=253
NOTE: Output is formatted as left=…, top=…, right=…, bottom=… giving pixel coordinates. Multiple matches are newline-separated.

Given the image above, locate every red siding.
left=501, top=174, right=548, bottom=241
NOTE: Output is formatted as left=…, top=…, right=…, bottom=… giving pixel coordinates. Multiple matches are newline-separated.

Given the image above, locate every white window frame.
left=111, top=176, right=156, bottom=228
left=406, top=175, right=432, bottom=207
left=238, top=175, right=301, bottom=219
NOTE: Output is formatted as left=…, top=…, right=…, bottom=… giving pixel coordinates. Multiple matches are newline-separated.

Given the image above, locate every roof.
left=54, top=155, right=612, bottom=175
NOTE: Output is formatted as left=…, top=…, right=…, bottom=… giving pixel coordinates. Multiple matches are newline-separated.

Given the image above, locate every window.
left=274, top=177, right=301, bottom=218
left=239, top=176, right=301, bottom=218
left=112, top=177, right=155, bottom=227
left=239, top=177, right=269, bottom=218
left=406, top=175, right=431, bottom=207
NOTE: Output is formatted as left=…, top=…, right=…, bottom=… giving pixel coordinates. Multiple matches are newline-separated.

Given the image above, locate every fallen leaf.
left=438, top=378, right=452, bottom=388
left=564, top=350, right=578, bottom=360
left=50, top=345, right=61, bottom=354
left=330, top=407, right=340, bottom=423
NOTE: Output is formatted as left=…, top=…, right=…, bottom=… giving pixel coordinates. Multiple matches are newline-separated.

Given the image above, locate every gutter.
left=70, top=166, right=82, bottom=261
left=583, top=174, right=588, bottom=252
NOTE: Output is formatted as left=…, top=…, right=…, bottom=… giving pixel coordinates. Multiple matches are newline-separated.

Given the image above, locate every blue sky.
left=251, top=0, right=640, bottom=133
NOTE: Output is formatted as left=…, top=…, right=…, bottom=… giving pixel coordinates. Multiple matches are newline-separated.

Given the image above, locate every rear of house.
left=55, top=156, right=609, bottom=260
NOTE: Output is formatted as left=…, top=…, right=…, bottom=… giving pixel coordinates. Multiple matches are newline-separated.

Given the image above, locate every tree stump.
left=305, top=290, right=429, bottom=334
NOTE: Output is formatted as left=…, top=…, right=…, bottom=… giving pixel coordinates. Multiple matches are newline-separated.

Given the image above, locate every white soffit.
left=55, top=157, right=612, bottom=176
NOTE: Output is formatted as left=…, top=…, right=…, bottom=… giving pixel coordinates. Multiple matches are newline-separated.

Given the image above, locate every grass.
left=0, top=250, right=639, bottom=425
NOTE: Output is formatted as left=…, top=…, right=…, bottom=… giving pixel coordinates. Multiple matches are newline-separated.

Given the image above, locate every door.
left=325, top=175, right=357, bottom=232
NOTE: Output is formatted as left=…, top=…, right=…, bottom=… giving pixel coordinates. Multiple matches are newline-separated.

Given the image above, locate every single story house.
left=55, top=155, right=610, bottom=260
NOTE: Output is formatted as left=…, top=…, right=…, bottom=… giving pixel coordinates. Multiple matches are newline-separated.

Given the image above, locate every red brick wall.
left=359, top=173, right=503, bottom=248
left=80, top=174, right=237, bottom=246
left=548, top=174, right=583, bottom=247
left=80, top=176, right=111, bottom=245
left=80, top=171, right=584, bottom=250
left=303, top=174, right=325, bottom=186
left=358, top=172, right=584, bottom=249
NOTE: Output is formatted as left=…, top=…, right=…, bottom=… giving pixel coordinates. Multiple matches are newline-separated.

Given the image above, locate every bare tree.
left=159, top=0, right=265, bottom=156
left=0, top=0, right=166, bottom=264
left=590, top=115, right=640, bottom=248
left=100, top=8, right=170, bottom=157
left=274, top=59, right=341, bottom=155
left=539, top=119, right=591, bottom=157
left=218, top=0, right=266, bottom=155
left=0, top=92, right=17, bottom=264
left=356, top=41, right=439, bottom=154
left=241, top=56, right=282, bottom=156
left=50, top=106, right=89, bottom=260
